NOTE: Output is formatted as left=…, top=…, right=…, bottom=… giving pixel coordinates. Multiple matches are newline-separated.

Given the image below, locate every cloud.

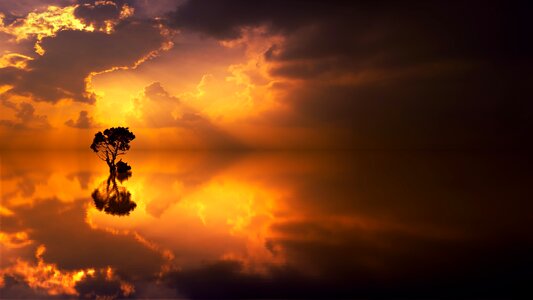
left=1, top=20, right=168, bottom=104
left=0, top=5, right=90, bottom=44
left=0, top=0, right=75, bottom=16
left=167, top=0, right=532, bottom=148
left=169, top=1, right=530, bottom=63
left=0, top=53, right=33, bottom=68
left=130, top=82, right=242, bottom=148
left=66, top=171, right=93, bottom=189
left=2, top=198, right=168, bottom=278
left=0, top=0, right=172, bottom=104
left=130, top=0, right=184, bottom=18
left=1, top=1, right=530, bottom=149
left=261, top=66, right=531, bottom=148
left=74, top=0, right=134, bottom=31
left=0, top=66, right=21, bottom=85
left=0, top=101, right=50, bottom=129
left=167, top=0, right=343, bottom=39
left=65, top=110, right=99, bottom=128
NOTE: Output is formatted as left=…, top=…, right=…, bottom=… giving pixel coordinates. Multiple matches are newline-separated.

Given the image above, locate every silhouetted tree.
left=90, top=127, right=135, bottom=172
left=116, top=169, right=132, bottom=183
left=92, top=172, right=136, bottom=216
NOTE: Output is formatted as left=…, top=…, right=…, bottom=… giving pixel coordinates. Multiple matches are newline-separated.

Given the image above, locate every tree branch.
left=96, top=151, right=107, bottom=161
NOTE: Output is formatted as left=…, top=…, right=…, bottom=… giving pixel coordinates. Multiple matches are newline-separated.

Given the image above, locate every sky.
left=0, top=0, right=531, bottom=150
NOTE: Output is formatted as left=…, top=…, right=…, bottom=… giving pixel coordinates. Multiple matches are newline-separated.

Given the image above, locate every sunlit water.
left=1, top=151, right=531, bottom=298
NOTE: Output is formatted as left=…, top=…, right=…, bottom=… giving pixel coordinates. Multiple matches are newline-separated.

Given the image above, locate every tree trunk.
left=107, top=161, right=116, bottom=173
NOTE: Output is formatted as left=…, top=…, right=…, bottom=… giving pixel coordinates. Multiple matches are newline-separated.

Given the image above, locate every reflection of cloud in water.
left=0, top=244, right=135, bottom=298
left=0, top=152, right=103, bottom=206
left=67, top=171, right=93, bottom=190
left=0, top=244, right=96, bottom=296
left=0, top=198, right=170, bottom=297
left=1, top=151, right=532, bottom=298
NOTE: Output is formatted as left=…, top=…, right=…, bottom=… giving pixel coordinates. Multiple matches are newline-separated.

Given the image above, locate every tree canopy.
left=90, top=127, right=135, bottom=171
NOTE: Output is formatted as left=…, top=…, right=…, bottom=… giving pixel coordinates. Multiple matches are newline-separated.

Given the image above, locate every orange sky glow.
left=0, top=3, right=335, bottom=149
left=1, top=1, right=529, bottom=150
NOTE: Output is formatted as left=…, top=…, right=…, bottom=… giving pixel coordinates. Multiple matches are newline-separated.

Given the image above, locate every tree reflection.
left=92, top=171, right=136, bottom=216
left=116, top=168, right=132, bottom=183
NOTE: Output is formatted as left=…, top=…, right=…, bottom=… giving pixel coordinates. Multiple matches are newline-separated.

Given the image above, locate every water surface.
left=1, top=151, right=531, bottom=298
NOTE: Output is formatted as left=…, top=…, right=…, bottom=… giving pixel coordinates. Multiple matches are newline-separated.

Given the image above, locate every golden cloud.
left=0, top=53, right=33, bottom=68
left=0, top=245, right=96, bottom=296
left=0, top=6, right=92, bottom=42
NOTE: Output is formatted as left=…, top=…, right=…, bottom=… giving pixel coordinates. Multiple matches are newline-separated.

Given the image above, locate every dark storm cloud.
left=169, top=0, right=532, bottom=148
left=168, top=0, right=342, bottom=39
left=65, top=110, right=99, bottom=128
left=130, top=0, right=184, bottom=18
left=0, top=276, right=42, bottom=299
left=0, top=66, right=21, bottom=85
left=170, top=1, right=530, bottom=64
left=1, top=20, right=166, bottom=104
left=74, top=0, right=185, bottom=27
left=74, top=0, right=132, bottom=30
left=75, top=274, right=124, bottom=298
left=266, top=67, right=530, bottom=148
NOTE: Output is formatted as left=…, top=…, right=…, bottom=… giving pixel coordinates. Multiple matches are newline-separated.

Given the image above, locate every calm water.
left=1, top=151, right=531, bottom=298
